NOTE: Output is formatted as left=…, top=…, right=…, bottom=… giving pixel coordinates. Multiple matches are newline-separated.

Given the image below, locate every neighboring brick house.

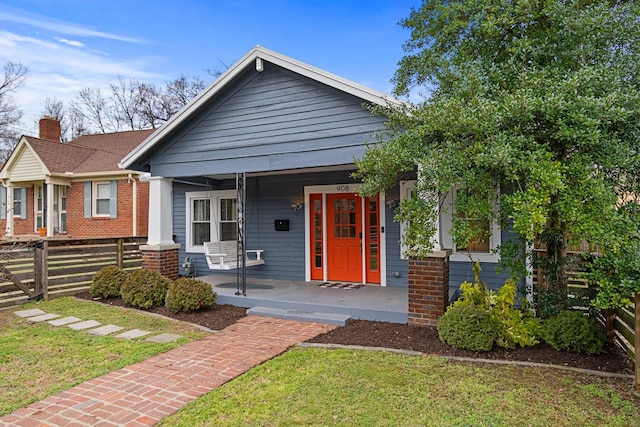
left=0, top=117, right=152, bottom=239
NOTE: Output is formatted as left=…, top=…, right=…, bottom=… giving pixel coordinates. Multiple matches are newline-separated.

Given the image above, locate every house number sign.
left=335, top=184, right=361, bottom=193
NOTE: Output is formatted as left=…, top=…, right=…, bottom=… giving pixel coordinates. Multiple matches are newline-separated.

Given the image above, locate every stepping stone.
left=48, top=316, right=82, bottom=326
left=27, top=313, right=60, bottom=322
left=146, top=333, right=182, bottom=343
left=14, top=308, right=46, bottom=318
left=116, top=329, right=151, bottom=340
left=88, top=324, right=124, bottom=336
left=68, top=320, right=101, bottom=330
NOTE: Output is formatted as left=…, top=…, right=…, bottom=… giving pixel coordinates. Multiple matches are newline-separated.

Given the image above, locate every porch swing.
left=203, top=172, right=264, bottom=295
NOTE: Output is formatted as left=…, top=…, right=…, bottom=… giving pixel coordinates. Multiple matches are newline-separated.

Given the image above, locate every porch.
left=198, top=274, right=409, bottom=325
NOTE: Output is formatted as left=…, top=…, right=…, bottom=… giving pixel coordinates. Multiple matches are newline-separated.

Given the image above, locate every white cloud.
left=54, top=37, right=85, bottom=48
left=0, top=30, right=167, bottom=135
left=0, top=10, right=146, bottom=44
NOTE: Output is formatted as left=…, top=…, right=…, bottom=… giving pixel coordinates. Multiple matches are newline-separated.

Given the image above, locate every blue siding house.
left=120, top=46, right=508, bottom=291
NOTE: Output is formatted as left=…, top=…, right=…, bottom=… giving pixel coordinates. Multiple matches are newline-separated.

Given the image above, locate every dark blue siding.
left=147, top=64, right=388, bottom=177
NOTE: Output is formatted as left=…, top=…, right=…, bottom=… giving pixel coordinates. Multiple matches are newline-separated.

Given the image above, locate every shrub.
left=437, top=304, right=500, bottom=352
left=448, top=263, right=542, bottom=349
left=491, top=279, right=542, bottom=349
left=90, top=266, right=128, bottom=298
left=542, top=310, right=605, bottom=355
left=166, top=278, right=217, bottom=313
left=121, top=269, right=171, bottom=309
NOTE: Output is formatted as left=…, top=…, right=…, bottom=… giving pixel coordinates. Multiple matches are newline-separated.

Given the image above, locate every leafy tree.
left=356, top=0, right=640, bottom=314
left=0, top=62, right=27, bottom=162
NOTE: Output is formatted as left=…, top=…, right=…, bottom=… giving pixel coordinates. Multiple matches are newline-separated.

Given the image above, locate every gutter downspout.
left=130, top=174, right=137, bottom=236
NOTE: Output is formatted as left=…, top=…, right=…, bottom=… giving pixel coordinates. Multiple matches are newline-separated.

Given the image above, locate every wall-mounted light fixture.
left=291, top=202, right=303, bottom=211
left=386, top=199, right=398, bottom=209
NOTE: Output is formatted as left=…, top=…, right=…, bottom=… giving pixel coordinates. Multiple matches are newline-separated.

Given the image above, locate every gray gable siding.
left=146, top=63, right=388, bottom=177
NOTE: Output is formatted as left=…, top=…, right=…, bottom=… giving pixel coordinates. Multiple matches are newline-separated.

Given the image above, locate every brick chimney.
left=39, top=116, right=61, bottom=142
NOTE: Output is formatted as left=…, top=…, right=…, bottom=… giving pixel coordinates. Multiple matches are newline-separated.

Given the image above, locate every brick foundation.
left=408, top=251, right=451, bottom=327
left=141, top=244, right=180, bottom=280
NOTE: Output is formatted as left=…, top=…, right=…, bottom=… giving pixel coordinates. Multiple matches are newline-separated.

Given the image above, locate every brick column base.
left=141, top=244, right=180, bottom=280
left=408, top=250, right=451, bottom=327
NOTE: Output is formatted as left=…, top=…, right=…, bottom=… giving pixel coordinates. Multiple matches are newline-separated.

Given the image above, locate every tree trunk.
left=635, top=292, right=639, bottom=393
left=603, top=308, right=615, bottom=342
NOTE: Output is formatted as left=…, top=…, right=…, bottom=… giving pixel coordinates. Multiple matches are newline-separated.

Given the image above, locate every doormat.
left=318, top=282, right=363, bottom=290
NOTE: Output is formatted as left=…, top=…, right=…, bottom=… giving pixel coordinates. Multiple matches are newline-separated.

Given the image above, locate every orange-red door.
left=326, top=194, right=362, bottom=282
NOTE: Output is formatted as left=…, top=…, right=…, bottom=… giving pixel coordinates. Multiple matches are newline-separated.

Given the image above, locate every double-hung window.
left=94, top=182, right=111, bottom=216
left=186, top=190, right=237, bottom=252
left=13, top=188, right=24, bottom=218
left=84, top=181, right=117, bottom=218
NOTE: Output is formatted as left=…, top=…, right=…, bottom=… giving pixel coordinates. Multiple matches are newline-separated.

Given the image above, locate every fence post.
left=34, top=241, right=49, bottom=300
left=117, top=238, right=124, bottom=269
left=34, top=246, right=42, bottom=297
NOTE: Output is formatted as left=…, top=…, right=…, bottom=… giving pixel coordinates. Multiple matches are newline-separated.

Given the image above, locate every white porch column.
left=417, top=163, right=442, bottom=252
left=46, top=183, right=54, bottom=237
left=430, top=193, right=442, bottom=251
left=145, top=176, right=175, bottom=245
left=5, top=186, right=13, bottom=237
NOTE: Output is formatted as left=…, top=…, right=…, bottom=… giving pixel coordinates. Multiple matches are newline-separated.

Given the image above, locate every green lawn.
left=0, top=297, right=207, bottom=415
left=160, top=347, right=640, bottom=427
left=2, top=298, right=638, bottom=426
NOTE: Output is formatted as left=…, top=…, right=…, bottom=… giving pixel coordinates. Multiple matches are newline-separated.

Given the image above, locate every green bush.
left=120, top=269, right=171, bottom=309
left=437, top=304, right=500, bottom=352
left=491, top=279, right=542, bottom=349
left=166, top=278, right=217, bottom=313
left=447, top=263, right=542, bottom=349
left=542, top=310, right=605, bottom=355
left=90, top=265, right=128, bottom=299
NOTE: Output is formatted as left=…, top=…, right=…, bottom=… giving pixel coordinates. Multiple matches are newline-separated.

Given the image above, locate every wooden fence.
left=533, top=248, right=638, bottom=389
left=0, top=237, right=146, bottom=308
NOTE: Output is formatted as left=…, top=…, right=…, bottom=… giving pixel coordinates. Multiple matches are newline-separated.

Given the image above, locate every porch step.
left=247, top=306, right=351, bottom=326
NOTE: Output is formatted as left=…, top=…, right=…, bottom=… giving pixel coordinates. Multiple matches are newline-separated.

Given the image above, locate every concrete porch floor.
left=198, top=274, right=409, bottom=324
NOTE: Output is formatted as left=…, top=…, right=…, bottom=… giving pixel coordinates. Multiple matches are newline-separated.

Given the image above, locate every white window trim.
left=441, top=188, right=501, bottom=263
left=185, top=189, right=236, bottom=253
left=13, top=187, right=23, bottom=218
left=399, top=180, right=415, bottom=260
left=92, top=181, right=111, bottom=217
left=35, top=184, right=43, bottom=230
left=303, top=183, right=387, bottom=286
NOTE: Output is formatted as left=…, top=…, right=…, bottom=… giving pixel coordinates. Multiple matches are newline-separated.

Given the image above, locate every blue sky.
left=0, top=0, right=421, bottom=136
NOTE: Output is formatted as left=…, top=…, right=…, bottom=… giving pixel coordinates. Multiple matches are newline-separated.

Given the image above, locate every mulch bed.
left=74, top=292, right=634, bottom=376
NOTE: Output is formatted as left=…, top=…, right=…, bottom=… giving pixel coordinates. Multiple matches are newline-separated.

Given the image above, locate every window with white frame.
left=13, top=188, right=24, bottom=217
left=219, top=197, right=237, bottom=241
left=192, top=198, right=211, bottom=246
left=36, top=185, right=43, bottom=228
left=186, top=190, right=237, bottom=252
left=441, top=187, right=501, bottom=262
left=84, top=180, right=117, bottom=218
left=94, top=182, right=111, bottom=216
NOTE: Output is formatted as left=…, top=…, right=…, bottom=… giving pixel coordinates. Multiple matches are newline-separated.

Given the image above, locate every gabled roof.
left=0, top=129, right=154, bottom=182
left=119, top=45, right=404, bottom=169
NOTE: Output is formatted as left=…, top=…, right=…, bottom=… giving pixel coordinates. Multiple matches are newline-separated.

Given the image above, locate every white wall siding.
left=8, top=148, right=45, bottom=182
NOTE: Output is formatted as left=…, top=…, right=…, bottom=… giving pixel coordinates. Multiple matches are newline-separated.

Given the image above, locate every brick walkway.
left=0, top=315, right=336, bottom=427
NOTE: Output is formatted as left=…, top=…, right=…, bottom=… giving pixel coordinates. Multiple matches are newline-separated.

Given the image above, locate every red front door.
left=326, top=194, right=362, bottom=282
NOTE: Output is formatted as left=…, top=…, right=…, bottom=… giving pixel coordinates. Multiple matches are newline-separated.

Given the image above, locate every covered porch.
left=198, top=274, right=408, bottom=325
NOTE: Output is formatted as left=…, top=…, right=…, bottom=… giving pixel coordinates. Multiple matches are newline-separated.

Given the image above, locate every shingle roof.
left=25, top=129, right=154, bottom=174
